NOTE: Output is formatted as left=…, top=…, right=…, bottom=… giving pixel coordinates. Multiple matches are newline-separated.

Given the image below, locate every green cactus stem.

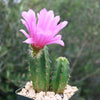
left=29, top=46, right=51, bottom=92
left=51, top=57, right=70, bottom=94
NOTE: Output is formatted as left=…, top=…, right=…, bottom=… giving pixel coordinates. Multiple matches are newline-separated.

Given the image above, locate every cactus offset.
left=51, top=57, right=70, bottom=94
left=29, top=46, right=51, bottom=92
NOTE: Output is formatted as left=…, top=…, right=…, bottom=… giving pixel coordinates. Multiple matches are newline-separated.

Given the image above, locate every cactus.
left=17, top=8, right=72, bottom=98
left=29, top=46, right=51, bottom=92
left=29, top=46, right=70, bottom=93
left=20, top=8, right=69, bottom=94
left=51, top=57, right=70, bottom=94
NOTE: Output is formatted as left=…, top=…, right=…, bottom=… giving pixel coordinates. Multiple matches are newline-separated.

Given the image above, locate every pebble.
left=46, top=91, right=55, bottom=96
left=44, top=96, right=51, bottom=100
left=29, top=88, right=35, bottom=95
left=63, top=95, right=68, bottom=100
left=35, top=97, right=41, bottom=100
left=18, top=81, right=78, bottom=100
left=22, top=88, right=27, bottom=93
left=55, top=94, right=62, bottom=100
left=39, top=91, right=45, bottom=96
left=25, top=84, right=30, bottom=90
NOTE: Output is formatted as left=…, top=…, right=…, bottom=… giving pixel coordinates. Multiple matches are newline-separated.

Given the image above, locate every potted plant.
left=16, top=8, right=78, bottom=100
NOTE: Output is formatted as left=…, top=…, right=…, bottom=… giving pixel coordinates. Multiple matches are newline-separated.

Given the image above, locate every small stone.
left=70, top=92, right=74, bottom=96
left=67, top=85, right=71, bottom=88
left=65, top=93, right=71, bottom=99
left=44, top=96, right=51, bottom=100
left=25, top=83, right=30, bottom=90
left=63, top=95, right=68, bottom=100
left=22, top=92, right=26, bottom=96
left=35, top=93, right=45, bottom=100
left=64, top=89, right=71, bottom=93
left=22, top=88, right=27, bottom=93
left=55, top=94, right=62, bottom=100
left=18, top=91, right=22, bottom=95
left=50, top=96, right=56, bottom=100
left=46, top=92, right=55, bottom=96
left=29, top=88, right=35, bottom=95
left=35, top=97, right=41, bottom=100
left=72, top=86, right=78, bottom=92
left=36, top=94, right=43, bottom=99
left=28, top=93, right=35, bottom=98
left=49, top=95, right=55, bottom=98
left=39, top=91, right=45, bottom=96
left=26, top=82, right=31, bottom=86
left=30, top=81, right=33, bottom=87
left=28, top=91, right=35, bottom=98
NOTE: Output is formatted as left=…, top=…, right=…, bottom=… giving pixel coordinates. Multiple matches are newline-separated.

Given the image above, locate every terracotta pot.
left=16, top=87, right=79, bottom=100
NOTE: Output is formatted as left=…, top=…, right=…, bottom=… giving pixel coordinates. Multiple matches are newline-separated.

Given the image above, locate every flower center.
left=31, top=44, right=43, bottom=57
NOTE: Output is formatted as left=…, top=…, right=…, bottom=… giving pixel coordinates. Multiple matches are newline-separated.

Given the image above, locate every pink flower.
left=20, top=8, right=68, bottom=49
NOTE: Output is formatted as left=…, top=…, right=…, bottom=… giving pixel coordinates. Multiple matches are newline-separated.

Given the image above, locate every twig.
left=74, top=69, right=100, bottom=84
left=70, top=41, right=87, bottom=74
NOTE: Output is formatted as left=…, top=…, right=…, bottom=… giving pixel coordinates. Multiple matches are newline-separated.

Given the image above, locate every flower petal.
left=37, top=8, right=47, bottom=30
left=28, top=9, right=36, bottom=22
left=22, top=9, right=36, bottom=37
left=20, top=29, right=30, bottom=38
left=49, top=16, right=60, bottom=31
left=47, top=40, right=64, bottom=46
left=54, top=21, right=68, bottom=35
left=51, top=35, right=62, bottom=41
left=61, top=21, right=68, bottom=29
left=21, top=19, right=30, bottom=32
left=47, top=35, right=64, bottom=46
left=22, top=9, right=36, bottom=23
left=53, top=40, right=64, bottom=46
left=42, top=10, right=54, bottom=31
left=23, top=38, right=35, bottom=44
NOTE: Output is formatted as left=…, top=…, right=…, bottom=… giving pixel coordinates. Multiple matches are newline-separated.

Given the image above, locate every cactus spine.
left=29, top=46, right=70, bottom=94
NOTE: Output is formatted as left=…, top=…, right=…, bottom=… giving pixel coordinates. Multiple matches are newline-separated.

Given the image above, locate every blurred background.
left=0, top=0, right=100, bottom=100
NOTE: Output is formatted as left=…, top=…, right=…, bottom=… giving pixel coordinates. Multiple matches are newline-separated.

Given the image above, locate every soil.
left=18, top=81, right=78, bottom=100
